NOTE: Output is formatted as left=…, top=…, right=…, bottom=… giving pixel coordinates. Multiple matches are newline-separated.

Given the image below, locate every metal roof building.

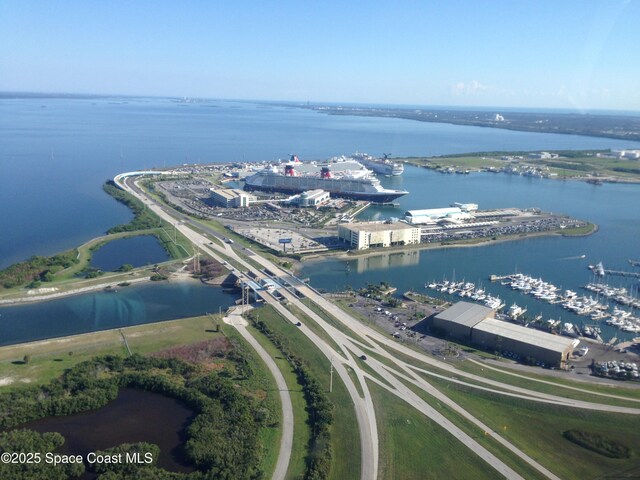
left=433, top=302, right=577, bottom=368
left=432, top=302, right=494, bottom=340
left=471, top=318, right=577, bottom=367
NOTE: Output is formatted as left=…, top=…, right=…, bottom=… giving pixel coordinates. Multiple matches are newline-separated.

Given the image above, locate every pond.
left=19, top=388, right=195, bottom=478
left=90, top=235, right=169, bottom=271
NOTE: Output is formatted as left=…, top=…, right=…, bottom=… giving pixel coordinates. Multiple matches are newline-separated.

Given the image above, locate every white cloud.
left=451, top=80, right=489, bottom=96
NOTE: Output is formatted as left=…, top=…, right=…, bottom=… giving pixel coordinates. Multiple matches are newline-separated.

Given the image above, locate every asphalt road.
left=223, top=306, right=293, bottom=480
left=116, top=172, right=640, bottom=480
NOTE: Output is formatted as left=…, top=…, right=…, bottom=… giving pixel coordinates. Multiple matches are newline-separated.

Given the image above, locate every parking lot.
left=421, top=212, right=588, bottom=244
left=233, top=227, right=328, bottom=254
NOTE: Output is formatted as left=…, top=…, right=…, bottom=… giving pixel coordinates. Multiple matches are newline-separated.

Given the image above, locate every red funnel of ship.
left=320, top=166, right=333, bottom=179
left=284, top=165, right=297, bottom=176
left=290, top=154, right=301, bottom=163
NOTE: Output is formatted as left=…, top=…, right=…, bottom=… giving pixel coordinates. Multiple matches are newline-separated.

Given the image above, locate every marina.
left=490, top=273, right=640, bottom=335
left=424, top=270, right=640, bottom=338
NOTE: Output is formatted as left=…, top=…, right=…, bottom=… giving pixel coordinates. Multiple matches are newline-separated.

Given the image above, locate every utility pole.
left=329, top=357, right=334, bottom=393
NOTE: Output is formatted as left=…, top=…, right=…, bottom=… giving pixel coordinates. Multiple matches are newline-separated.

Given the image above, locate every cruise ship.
left=244, top=155, right=408, bottom=203
left=351, top=152, right=404, bottom=176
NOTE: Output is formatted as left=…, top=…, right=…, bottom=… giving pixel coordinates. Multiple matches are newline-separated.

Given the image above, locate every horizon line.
left=1, top=90, right=639, bottom=116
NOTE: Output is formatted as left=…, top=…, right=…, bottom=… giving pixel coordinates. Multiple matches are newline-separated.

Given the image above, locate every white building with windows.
left=405, top=207, right=474, bottom=225
left=297, top=189, right=330, bottom=207
left=210, top=188, right=255, bottom=208
left=338, top=221, right=421, bottom=250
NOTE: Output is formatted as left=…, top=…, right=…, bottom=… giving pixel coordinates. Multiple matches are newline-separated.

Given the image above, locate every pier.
left=602, top=269, right=640, bottom=279
left=589, top=261, right=640, bottom=278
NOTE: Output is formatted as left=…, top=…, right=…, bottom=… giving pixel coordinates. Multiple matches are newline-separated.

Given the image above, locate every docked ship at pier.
left=351, top=152, right=404, bottom=176
left=243, top=155, right=408, bottom=203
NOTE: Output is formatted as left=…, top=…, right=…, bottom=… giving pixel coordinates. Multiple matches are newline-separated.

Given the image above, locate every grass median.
left=250, top=304, right=361, bottom=480
left=426, top=374, right=640, bottom=479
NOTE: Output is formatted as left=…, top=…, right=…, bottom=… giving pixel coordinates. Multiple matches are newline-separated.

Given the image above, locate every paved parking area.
left=234, top=227, right=328, bottom=254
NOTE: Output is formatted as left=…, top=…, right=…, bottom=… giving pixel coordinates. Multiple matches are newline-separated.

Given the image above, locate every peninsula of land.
left=295, top=103, right=640, bottom=142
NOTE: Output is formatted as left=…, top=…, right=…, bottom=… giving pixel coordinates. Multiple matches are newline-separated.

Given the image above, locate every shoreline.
left=297, top=227, right=597, bottom=270
left=0, top=271, right=204, bottom=307
left=401, top=160, right=640, bottom=185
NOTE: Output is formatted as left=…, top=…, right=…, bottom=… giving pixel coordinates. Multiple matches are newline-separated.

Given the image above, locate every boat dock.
left=589, top=261, right=640, bottom=278
left=602, top=269, right=640, bottom=278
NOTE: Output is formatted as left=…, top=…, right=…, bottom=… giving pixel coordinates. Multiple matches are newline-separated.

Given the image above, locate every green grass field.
left=254, top=304, right=362, bottom=480
left=370, top=381, right=500, bottom=480
left=559, top=222, right=597, bottom=235
left=455, top=360, right=640, bottom=404
left=402, top=152, right=640, bottom=181
left=282, top=302, right=347, bottom=359
left=426, top=375, right=640, bottom=479
left=0, top=315, right=285, bottom=479
left=242, top=322, right=310, bottom=480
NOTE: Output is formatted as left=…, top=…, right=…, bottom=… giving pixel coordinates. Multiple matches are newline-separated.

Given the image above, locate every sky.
left=1, top=0, right=639, bottom=111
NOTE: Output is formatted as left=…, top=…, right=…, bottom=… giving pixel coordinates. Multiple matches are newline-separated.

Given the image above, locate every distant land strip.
left=294, top=104, right=640, bottom=142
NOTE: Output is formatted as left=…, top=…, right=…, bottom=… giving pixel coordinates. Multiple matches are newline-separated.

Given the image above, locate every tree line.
left=250, top=315, right=334, bottom=480
left=0, top=250, right=78, bottom=289
left=103, top=181, right=165, bottom=233
left=0, top=354, right=265, bottom=479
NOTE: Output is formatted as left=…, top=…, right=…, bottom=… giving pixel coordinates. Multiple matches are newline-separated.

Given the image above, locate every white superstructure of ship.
left=243, top=155, right=408, bottom=202
left=351, top=152, right=404, bottom=176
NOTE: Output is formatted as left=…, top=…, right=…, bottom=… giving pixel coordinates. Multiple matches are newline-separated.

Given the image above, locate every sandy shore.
left=0, top=277, right=152, bottom=306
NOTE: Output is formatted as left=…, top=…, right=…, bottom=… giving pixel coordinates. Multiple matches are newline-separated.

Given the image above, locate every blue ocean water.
left=2, top=96, right=639, bottom=268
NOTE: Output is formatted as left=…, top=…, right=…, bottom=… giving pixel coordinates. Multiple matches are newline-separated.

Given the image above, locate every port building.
left=210, top=188, right=256, bottom=208
left=450, top=202, right=478, bottom=212
left=432, top=302, right=495, bottom=339
left=405, top=207, right=474, bottom=225
left=294, top=189, right=330, bottom=207
left=433, top=302, right=577, bottom=367
left=338, top=221, right=421, bottom=250
left=471, top=318, right=577, bottom=367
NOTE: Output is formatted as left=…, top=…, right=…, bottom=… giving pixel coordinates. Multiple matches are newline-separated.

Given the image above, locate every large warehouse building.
left=471, top=318, right=577, bottom=367
left=433, top=302, right=577, bottom=368
left=432, top=302, right=494, bottom=340
left=338, top=221, right=421, bottom=250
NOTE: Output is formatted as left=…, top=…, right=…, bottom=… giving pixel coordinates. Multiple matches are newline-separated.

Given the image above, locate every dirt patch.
left=152, top=337, right=232, bottom=364
left=0, top=376, right=15, bottom=386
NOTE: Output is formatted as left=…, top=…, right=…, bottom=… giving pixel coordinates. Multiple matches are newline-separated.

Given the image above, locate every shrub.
left=563, top=429, right=631, bottom=458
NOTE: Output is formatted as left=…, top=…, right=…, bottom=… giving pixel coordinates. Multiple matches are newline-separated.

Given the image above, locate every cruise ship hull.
left=357, top=158, right=404, bottom=176
left=244, top=170, right=408, bottom=203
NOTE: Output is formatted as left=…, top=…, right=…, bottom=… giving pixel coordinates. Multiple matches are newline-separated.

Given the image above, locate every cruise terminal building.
left=433, top=302, right=577, bottom=367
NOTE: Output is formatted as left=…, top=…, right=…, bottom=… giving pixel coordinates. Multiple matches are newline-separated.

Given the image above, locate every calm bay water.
left=1, top=97, right=639, bottom=343
left=0, top=282, right=235, bottom=346
left=301, top=166, right=640, bottom=340
left=90, top=235, right=169, bottom=271
left=2, top=96, right=639, bottom=268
